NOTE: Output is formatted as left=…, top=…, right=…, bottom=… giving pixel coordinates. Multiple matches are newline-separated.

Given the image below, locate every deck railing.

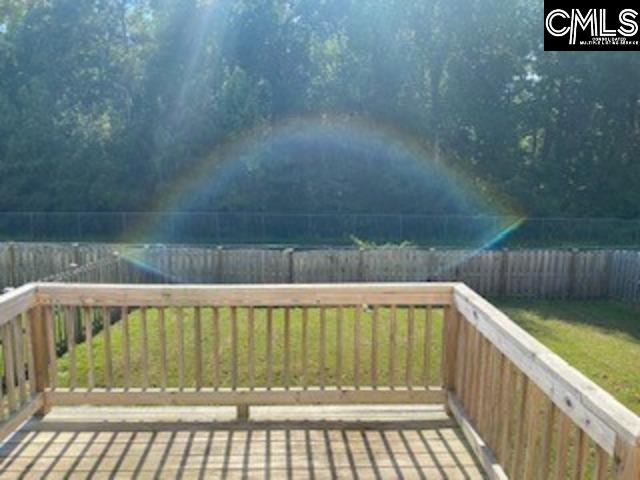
left=0, top=283, right=638, bottom=479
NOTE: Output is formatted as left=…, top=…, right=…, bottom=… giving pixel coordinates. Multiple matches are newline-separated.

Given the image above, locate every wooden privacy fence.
left=2, top=243, right=640, bottom=302
left=0, top=283, right=638, bottom=478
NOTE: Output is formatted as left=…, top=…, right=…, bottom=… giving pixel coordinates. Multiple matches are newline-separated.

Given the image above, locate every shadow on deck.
left=0, top=406, right=485, bottom=479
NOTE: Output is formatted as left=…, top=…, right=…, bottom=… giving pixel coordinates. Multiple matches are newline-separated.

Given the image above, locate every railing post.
left=29, top=305, right=51, bottom=416
left=237, top=405, right=249, bottom=421
left=443, top=305, right=460, bottom=416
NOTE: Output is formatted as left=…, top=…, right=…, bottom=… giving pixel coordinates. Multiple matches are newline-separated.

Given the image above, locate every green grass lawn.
left=496, top=300, right=640, bottom=414
left=51, top=300, right=640, bottom=414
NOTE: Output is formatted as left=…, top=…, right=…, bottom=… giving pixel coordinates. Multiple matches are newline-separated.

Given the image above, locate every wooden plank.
left=102, top=306, right=112, bottom=388
left=335, top=307, right=342, bottom=389
left=405, top=306, right=414, bottom=389
left=83, top=307, right=94, bottom=390
left=176, top=307, right=185, bottom=390
left=44, top=307, right=57, bottom=389
left=48, top=387, right=445, bottom=406
left=573, top=427, right=589, bottom=480
left=388, top=306, right=396, bottom=388
left=140, top=307, right=149, bottom=389
left=371, top=306, right=378, bottom=388
left=593, top=445, right=609, bottom=480
left=158, top=308, right=168, bottom=389
left=422, top=306, right=433, bottom=387
left=319, top=307, right=326, bottom=389
left=122, top=307, right=131, bottom=389
left=284, top=307, right=291, bottom=389
left=554, top=413, right=572, bottom=480
left=267, top=308, right=274, bottom=389
left=212, top=307, right=220, bottom=389
left=65, top=308, right=76, bottom=390
left=354, top=305, right=361, bottom=389
left=12, top=316, right=27, bottom=405
left=454, top=284, right=640, bottom=454
left=301, top=307, right=308, bottom=389
left=2, top=322, right=17, bottom=413
left=37, top=282, right=455, bottom=307
left=247, top=307, right=255, bottom=389
left=230, top=306, right=238, bottom=390
left=447, top=392, right=509, bottom=480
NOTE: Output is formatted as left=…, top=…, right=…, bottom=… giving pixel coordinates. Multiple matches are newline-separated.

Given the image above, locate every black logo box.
left=544, top=6, right=640, bottom=51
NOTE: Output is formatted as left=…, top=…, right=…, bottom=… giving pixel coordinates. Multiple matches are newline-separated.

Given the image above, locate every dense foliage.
left=0, top=0, right=639, bottom=218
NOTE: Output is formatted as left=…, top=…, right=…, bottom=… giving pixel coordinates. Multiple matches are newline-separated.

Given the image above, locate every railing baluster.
left=319, top=307, right=326, bottom=389
left=511, top=374, right=529, bottom=477
left=24, top=312, right=36, bottom=397
left=66, top=307, right=76, bottom=390
left=141, top=307, right=149, bottom=390
left=284, top=307, right=291, bottom=389
left=122, top=307, right=130, bottom=389
left=422, top=306, right=432, bottom=387
left=523, top=387, right=542, bottom=480
left=83, top=307, right=94, bottom=390
left=593, top=445, right=609, bottom=480
left=336, top=307, right=342, bottom=389
left=248, top=307, right=255, bottom=390
left=573, top=428, right=589, bottom=479
left=45, top=307, right=57, bottom=389
left=354, top=305, right=361, bottom=390
left=371, top=306, right=378, bottom=389
left=102, top=306, right=112, bottom=388
left=0, top=337, right=6, bottom=419
left=3, top=323, right=17, bottom=413
left=405, top=306, right=414, bottom=389
left=194, top=307, right=202, bottom=390
left=231, top=306, right=238, bottom=390
left=212, top=307, right=220, bottom=390
left=13, top=316, right=27, bottom=405
left=388, top=305, right=396, bottom=388
left=159, top=307, right=168, bottom=390
left=538, top=398, right=556, bottom=480
left=302, top=307, right=309, bottom=390
left=176, top=307, right=185, bottom=390
left=267, top=308, right=273, bottom=389
left=554, top=410, right=572, bottom=480
left=499, top=361, right=516, bottom=466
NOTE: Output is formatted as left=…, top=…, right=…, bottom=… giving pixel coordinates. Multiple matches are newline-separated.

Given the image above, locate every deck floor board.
left=0, top=406, right=486, bottom=479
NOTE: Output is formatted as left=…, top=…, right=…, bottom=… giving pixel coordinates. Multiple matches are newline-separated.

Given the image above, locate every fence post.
left=8, top=242, right=16, bottom=287
left=285, top=248, right=295, bottom=283
left=358, top=248, right=365, bottom=282
left=499, top=248, right=509, bottom=297
left=216, top=246, right=224, bottom=282
left=29, top=305, right=51, bottom=416
left=567, top=248, right=579, bottom=299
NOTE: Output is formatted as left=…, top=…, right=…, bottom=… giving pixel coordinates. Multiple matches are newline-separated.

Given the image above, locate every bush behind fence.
left=1, top=212, right=640, bottom=247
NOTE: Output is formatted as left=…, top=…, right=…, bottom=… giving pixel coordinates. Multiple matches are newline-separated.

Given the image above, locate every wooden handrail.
left=34, top=282, right=456, bottom=306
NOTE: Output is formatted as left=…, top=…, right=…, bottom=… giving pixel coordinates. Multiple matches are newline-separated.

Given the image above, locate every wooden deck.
left=0, top=406, right=486, bottom=479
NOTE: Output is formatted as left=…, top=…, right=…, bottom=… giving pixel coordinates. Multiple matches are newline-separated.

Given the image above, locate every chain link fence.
left=0, top=212, right=639, bottom=247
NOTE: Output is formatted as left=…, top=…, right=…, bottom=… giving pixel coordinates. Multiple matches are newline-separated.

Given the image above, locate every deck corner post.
left=29, top=305, right=52, bottom=416
left=443, top=306, right=461, bottom=416
left=614, top=436, right=640, bottom=480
